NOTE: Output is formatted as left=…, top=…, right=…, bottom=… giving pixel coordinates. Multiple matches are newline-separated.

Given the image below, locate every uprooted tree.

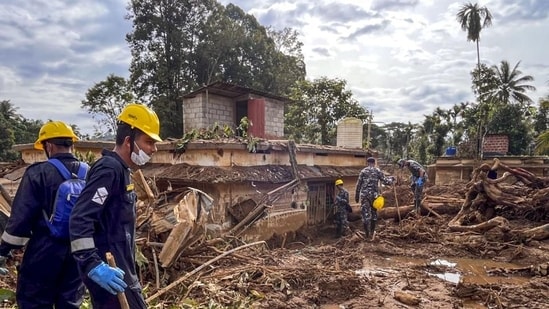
left=448, top=158, right=549, bottom=240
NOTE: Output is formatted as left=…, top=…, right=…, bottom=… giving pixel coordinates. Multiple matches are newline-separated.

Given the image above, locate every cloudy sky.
left=1, top=0, right=548, bottom=135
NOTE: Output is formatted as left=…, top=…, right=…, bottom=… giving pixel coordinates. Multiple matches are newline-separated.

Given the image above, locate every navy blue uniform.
left=0, top=153, right=85, bottom=309
left=403, top=160, right=427, bottom=211
left=334, top=188, right=350, bottom=237
left=69, top=149, right=146, bottom=309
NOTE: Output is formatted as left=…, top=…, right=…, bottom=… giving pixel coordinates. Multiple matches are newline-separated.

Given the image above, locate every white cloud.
left=1, top=0, right=548, bottom=137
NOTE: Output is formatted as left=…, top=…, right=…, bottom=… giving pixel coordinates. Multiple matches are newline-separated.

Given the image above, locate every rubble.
left=1, top=160, right=548, bottom=308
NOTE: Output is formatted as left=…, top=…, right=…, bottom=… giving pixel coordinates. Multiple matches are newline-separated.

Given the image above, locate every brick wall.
left=483, top=134, right=508, bottom=154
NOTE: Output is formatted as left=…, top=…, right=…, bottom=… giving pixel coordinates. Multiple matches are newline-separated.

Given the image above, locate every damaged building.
left=3, top=82, right=372, bottom=266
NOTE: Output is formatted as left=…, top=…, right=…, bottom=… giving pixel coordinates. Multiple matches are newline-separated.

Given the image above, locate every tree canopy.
left=126, top=0, right=306, bottom=138
left=285, top=77, right=368, bottom=145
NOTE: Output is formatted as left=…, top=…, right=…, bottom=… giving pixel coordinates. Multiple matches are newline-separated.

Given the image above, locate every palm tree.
left=0, top=100, right=20, bottom=121
left=456, top=2, right=493, bottom=83
left=457, top=3, right=492, bottom=159
left=535, top=130, right=549, bottom=154
left=484, top=60, right=536, bottom=106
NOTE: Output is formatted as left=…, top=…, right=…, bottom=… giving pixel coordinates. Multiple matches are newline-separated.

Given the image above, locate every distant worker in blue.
left=355, top=157, right=394, bottom=240
left=397, top=158, right=427, bottom=213
left=0, top=121, right=86, bottom=308
left=70, top=103, right=162, bottom=309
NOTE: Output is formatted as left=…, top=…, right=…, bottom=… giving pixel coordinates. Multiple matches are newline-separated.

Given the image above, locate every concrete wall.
left=432, top=156, right=549, bottom=185
left=182, top=93, right=284, bottom=138
left=183, top=93, right=232, bottom=133
left=264, top=98, right=284, bottom=138
left=182, top=94, right=206, bottom=132
left=240, top=210, right=307, bottom=242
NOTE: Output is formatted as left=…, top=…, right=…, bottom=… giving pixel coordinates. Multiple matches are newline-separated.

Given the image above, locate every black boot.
left=336, top=224, right=343, bottom=238
left=363, top=222, right=371, bottom=239
left=370, top=220, right=377, bottom=240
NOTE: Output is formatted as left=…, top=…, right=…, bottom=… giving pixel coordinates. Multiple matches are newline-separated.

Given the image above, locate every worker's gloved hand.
left=0, top=255, right=8, bottom=276
left=88, top=262, right=127, bottom=295
left=415, top=177, right=424, bottom=187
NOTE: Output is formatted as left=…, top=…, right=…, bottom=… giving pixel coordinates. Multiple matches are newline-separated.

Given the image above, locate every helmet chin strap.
left=43, top=142, right=50, bottom=159
left=129, top=129, right=137, bottom=154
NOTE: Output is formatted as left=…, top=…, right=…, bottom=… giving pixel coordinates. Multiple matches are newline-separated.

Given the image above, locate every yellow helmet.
left=373, top=196, right=385, bottom=210
left=335, top=179, right=343, bottom=186
left=34, top=121, right=78, bottom=150
left=117, top=103, right=162, bottom=142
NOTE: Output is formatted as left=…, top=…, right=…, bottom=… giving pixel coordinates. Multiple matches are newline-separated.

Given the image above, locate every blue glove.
left=0, top=255, right=8, bottom=276
left=88, top=262, right=127, bottom=295
left=415, top=177, right=424, bottom=186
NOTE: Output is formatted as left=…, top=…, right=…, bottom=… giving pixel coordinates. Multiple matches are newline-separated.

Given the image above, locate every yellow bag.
left=373, top=196, right=385, bottom=210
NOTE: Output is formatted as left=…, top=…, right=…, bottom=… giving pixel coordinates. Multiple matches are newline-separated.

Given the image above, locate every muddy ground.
left=1, top=184, right=548, bottom=309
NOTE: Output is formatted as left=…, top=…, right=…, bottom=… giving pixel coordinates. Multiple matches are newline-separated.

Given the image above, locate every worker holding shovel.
left=69, top=104, right=162, bottom=309
left=397, top=158, right=427, bottom=214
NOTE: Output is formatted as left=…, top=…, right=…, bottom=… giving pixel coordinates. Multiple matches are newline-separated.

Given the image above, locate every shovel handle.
left=106, top=252, right=130, bottom=309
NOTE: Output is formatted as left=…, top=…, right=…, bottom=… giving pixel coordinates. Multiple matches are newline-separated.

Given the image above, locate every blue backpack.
left=43, top=159, right=89, bottom=239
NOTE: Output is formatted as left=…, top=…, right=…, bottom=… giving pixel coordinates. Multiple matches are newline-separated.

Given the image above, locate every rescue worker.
left=334, top=179, right=350, bottom=238
left=69, top=103, right=161, bottom=309
left=397, top=158, right=427, bottom=213
left=355, top=157, right=394, bottom=240
left=0, top=121, right=85, bottom=308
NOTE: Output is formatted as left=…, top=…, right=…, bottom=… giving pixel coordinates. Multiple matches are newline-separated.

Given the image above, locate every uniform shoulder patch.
left=92, top=187, right=109, bottom=205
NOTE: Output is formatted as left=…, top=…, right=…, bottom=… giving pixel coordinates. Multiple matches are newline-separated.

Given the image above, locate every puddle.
left=428, top=271, right=461, bottom=284
left=357, top=256, right=530, bottom=286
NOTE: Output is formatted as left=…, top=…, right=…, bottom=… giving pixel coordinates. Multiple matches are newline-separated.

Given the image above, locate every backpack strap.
left=48, top=158, right=72, bottom=180
left=76, top=162, right=89, bottom=180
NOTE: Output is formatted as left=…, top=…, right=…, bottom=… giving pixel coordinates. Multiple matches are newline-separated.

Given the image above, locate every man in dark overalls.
left=0, top=121, right=85, bottom=308
left=70, top=103, right=162, bottom=309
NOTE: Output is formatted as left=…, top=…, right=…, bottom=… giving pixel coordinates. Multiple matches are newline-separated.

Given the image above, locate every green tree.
left=81, top=74, right=135, bottom=135
left=483, top=60, right=536, bottom=107
left=127, top=0, right=218, bottom=138
left=533, top=97, right=549, bottom=135
left=0, top=100, right=43, bottom=161
left=487, top=104, right=531, bottom=155
left=457, top=2, right=492, bottom=89
left=534, top=96, right=549, bottom=154
left=285, top=77, right=368, bottom=145
left=457, top=2, right=492, bottom=158
left=0, top=112, right=16, bottom=161
left=126, top=1, right=306, bottom=138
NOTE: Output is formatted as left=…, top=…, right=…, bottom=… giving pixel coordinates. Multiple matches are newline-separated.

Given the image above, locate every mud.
left=1, top=183, right=548, bottom=308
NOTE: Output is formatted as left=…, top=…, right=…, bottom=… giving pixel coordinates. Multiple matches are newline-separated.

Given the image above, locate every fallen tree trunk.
left=449, top=159, right=549, bottom=238
left=521, top=223, right=549, bottom=240
left=379, top=201, right=462, bottom=219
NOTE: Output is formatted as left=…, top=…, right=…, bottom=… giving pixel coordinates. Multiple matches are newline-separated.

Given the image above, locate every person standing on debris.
left=0, top=121, right=86, bottom=308
left=70, top=103, right=162, bottom=309
left=397, top=158, right=427, bottom=213
left=334, top=179, right=351, bottom=238
left=355, top=157, right=394, bottom=240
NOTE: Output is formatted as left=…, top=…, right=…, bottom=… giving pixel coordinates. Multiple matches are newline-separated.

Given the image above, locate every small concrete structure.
left=182, top=82, right=287, bottom=139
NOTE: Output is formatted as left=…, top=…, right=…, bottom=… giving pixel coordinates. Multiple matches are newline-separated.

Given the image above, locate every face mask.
left=131, top=143, right=151, bottom=166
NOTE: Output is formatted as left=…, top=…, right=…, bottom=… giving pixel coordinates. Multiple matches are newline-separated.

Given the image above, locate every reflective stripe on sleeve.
left=1, top=232, right=29, bottom=246
left=71, top=237, right=95, bottom=252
